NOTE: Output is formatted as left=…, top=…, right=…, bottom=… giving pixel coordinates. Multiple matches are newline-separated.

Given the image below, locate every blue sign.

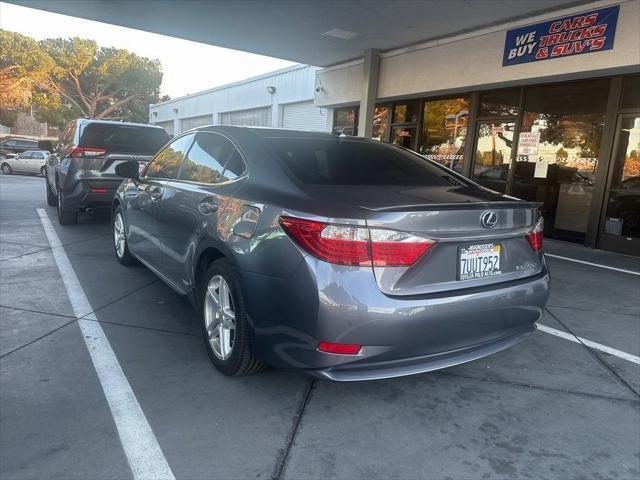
left=503, top=5, right=619, bottom=66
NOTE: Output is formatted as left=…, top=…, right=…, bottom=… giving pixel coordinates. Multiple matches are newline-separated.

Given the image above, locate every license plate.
left=458, top=243, right=501, bottom=280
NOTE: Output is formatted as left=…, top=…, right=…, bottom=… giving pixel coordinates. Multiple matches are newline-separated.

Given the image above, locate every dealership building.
left=15, top=0, right=640, bottom=255
left=149, top=65, right=329, bottom=136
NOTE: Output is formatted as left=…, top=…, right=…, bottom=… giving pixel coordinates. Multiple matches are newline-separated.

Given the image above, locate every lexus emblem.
left=480, top=210, right=498, bottom=229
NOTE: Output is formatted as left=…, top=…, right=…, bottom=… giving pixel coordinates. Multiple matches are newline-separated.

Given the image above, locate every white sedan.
left=1, top=150, right=49, bottom=176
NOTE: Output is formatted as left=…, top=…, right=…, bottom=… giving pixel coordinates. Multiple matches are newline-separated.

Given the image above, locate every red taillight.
left=90, top=188, right=108, bottom=194
left=69, top=146, right=107, bottom=158
left=526, top=218, right=544, bottom=251
left=318, top=341, right=362, bottom=355
left=278, top=216, right=434, bottom=267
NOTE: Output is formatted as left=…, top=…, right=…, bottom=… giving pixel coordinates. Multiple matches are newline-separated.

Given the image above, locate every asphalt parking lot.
left=1, top=173, right=639, bottom=480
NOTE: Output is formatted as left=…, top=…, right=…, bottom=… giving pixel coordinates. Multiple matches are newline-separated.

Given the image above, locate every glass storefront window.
left=479, top=89, right=520, bottom=117
left=471, top=122, right=515, bottom=192
left=513, top=80, right=610, bottom=238
left=391, top=126, right=417, bottom=150
left=392, top=100, right=420, bottom=123
left=604, top=115, right=640, bottom=239
left=621, top=76, right=640, bottom=110
left=333, top=107, right=358, bottom=136
left=419, top=98, right=469, bottom=172
left=372, top=105, right=389, bottom=141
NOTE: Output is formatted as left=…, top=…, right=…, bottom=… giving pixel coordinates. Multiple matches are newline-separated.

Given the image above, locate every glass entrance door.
left=598, top=114, right=640, bottom=255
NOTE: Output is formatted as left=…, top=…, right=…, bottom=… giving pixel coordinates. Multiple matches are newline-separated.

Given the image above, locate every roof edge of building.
left=151, top=63, right=317, bottom=108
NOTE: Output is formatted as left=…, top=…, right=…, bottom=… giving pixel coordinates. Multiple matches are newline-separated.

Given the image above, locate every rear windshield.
left=266, top=137, right=457, bottom=186
left=79, top=124, right=169, bottom=155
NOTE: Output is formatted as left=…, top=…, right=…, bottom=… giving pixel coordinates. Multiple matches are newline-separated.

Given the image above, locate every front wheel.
left=40, top=166, right=46, bottom=177
left=1, top=163, right=12, bottom=175
left=112, top=206, right=136, bottom=265
left=199, top=259, right=265, bottom=377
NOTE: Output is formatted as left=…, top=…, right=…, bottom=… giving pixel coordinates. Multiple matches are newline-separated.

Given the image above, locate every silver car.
left=112, top=126, right=550, bottom=381
left=1, top=150, right=49, bottom=176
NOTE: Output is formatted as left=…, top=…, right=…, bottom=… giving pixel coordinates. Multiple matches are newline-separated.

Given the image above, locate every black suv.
left=45, top=118, right=170, bottom=225
left=0, top=137, right=38, bottom=159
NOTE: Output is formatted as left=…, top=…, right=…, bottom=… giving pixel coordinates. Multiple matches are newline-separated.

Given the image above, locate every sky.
left=0, top=2, right=297, bottom=99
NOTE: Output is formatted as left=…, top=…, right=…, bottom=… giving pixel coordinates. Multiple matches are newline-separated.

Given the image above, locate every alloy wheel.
left=204, top=275, right=236, bottom=360
left=113, top=212, right=126, bottom=258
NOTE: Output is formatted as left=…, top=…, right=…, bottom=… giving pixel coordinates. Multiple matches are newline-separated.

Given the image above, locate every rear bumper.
left=61, top=178, right=122, bottom=210
left=310, top=324, right=534, bottom=381
left=242, top=258, right=550, bottom=380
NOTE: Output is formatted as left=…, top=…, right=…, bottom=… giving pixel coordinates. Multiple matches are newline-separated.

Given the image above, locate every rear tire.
left=199, top=259, right=265, bottom=377
left=46, top=180, right=56, bottom=206
left=112, top=206, right=136, bottom=265
left=57, top=190, right=77, bottom=225
left=1, top=163, right=12, bottom=175
left=40, top=166, right=46, bottom=177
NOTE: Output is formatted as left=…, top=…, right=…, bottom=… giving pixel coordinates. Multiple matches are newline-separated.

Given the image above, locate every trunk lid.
left=319, top=185, right=543, bottom=296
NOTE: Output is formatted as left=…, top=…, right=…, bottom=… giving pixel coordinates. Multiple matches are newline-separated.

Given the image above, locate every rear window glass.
left=79, top=124, right=169, bottom=155
left=266, top=137, right=455, bottom=186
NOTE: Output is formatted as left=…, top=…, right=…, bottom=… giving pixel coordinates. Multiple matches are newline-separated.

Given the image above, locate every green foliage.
left=36, top=38, right=163, bottom=126
left=0, top=30, right=54, bottom=109
left=0, top=31, right=163, bottom=128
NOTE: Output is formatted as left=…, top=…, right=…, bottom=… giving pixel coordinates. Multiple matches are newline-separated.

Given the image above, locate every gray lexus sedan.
left=112, top=126, right=549, bottom=381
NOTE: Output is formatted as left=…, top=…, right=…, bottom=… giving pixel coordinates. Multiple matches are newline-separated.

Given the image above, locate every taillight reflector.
left=69, top=146, right=107, bottom=158
left=279, top=216, right=434, bottom=267
left=90, top=188, right=108, bottom=194
left=318, top=341, right=362, bottom=355
left=526, top=218, right=544, bottom=251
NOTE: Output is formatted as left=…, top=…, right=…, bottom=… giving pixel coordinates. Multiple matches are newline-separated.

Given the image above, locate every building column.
left=357, top=49, right=379, bottom=138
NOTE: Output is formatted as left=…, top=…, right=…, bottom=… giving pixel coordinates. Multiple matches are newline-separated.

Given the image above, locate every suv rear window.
left=79, top=124, right=169, bottom=155
left=266, top=137, right=456, bottom=186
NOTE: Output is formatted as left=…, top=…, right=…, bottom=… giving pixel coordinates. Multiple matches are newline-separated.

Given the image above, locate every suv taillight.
left=69, top=146, right=107, bottom=158
left=526, top=218, right=544, bottom=252
left=279, top=216, right=434, bottom=267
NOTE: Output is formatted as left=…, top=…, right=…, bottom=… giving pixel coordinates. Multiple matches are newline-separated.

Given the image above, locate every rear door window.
left=145, top=133, right=194, bottom=180
left=178, top=132, right=232, bottom=184
left=79, top=123, right=170, bottom=155
left=221, top=149, right=246, bottom=181
left=266, top=137, right=457, bottom=186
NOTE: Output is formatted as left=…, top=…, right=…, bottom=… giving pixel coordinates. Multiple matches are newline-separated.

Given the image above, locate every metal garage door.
left=155, top=120, right=174, bottom=136
left=180, top=115, right=213, bottom=131
left=220, top=107, right=271, bottom=127
left=282, top=101, right=327, bottom=131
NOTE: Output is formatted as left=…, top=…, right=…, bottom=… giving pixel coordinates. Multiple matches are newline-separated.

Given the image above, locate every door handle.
left=198, top=201, right=218, bottom=215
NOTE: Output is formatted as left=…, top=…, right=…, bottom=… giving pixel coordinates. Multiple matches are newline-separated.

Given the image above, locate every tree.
left=36, top=38, right=163, bottom=125
left=0, top=30, right=54, bottom=114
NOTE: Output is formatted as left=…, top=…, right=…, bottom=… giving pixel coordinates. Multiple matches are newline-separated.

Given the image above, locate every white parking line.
left=37, top=209, right=175, bottom=480
left=545, top=253, right=640, bottom=276
left=537, top=323, right=640, bottom=365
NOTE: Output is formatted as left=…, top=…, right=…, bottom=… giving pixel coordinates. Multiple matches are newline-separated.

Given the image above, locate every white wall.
left=314, top=0, right=640, bottom=107
left=150, top=65, right=328, bottom=135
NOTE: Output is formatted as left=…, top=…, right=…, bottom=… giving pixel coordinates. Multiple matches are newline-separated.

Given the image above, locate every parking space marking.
left=537, top=323, right=640, bottom=365
left=37, top=209, right=175, bottom=480
left=545, top=253, right=640, bottom=276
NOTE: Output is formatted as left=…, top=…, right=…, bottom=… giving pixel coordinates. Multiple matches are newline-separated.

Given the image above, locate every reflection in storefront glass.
left=392, top=101, right=420, bottom=123
left=333, top=107, right=358, bottom=136
left=419, top=98, right=469, bottom=172
left=514, top=80, right=609, bottom=237
left=372, top=105, right=389, bottom=141
left=392, top=127, right=417, bottom=150
left=479, top=89, right=520, bottom=117
left=604, top=116, right=640, bottom=239
left=471, top=122, right=515, bottom=193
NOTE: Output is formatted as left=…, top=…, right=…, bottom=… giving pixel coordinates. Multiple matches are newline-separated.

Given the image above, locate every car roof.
left=195, top=125, right=369, bottom=141
left=75, top=118, right=166, bottom=130
left=1, top=137, right=37, bottom=142
left=22, top=149, right=49, bottom=153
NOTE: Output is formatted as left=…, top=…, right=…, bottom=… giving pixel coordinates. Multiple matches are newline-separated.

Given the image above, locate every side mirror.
left=115, top=160, right=139, bottom=179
